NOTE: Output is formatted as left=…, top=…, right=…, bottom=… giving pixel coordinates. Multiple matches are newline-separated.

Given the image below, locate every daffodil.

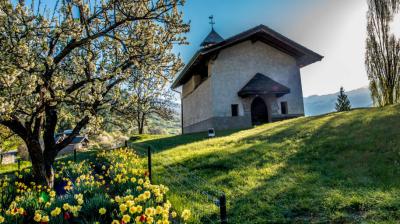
left=119, top=203, right=127, bottom=213
left=51, top=207, right=61, bottom=216
left=145, top=207, right=154, bottom=216
left=144, top=191, right=151, bottom=199
left=155, top=206, right=163, bottom=215
left=33, top=213, right=42, bottom=222
left=49, top=191, right=56, bottom=198
left=122, top=214, right=131, bottom=223
left=181, top=209, right=191, bottom=221
left=146, top=216, right=154, bottom=223
left=129, top=206, right=137, bottom=214
left=171, top=211, right=177, bottom=218
left=17, top=207, right=25, bottom=215
left=138, top=178, right=144, bottom=185
left=63, top=203, right=70, bottom=211
left=41, top=215, right=50, bottom=222
left=99, top=207, right=106, bottom=215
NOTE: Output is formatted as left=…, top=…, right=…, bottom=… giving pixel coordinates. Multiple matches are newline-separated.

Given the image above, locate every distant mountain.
left=304, top=87, right=373, bottom=116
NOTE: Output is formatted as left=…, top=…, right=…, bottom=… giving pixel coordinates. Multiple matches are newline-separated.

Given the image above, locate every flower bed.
left=0, top=148, right=190, bottom=223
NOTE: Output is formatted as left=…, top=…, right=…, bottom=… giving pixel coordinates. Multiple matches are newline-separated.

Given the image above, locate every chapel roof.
left=172, top=24, right=323, bottom=89
left=238, top=73, right=290, bottom=97
left=200, top=28, right=224, bottom=47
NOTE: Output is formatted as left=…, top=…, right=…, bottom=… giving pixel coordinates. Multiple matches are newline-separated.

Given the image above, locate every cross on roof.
left=209, top=15, right=215, bottom=29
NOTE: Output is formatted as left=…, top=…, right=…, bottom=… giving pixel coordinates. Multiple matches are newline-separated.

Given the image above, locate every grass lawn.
left=1, top=105, right=399, bottom=223
left=130, top=105, right=400, bottom=223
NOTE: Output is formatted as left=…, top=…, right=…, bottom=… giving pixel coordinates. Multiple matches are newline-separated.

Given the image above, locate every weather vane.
left=209, top=15, right=215, bottom=29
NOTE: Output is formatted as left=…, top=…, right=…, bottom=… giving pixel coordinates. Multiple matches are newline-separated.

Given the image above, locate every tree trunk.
left=43, top=150, right=56, bottom=188
left=26, top=139, right=55, bottom=187
left=138, top=114, right=146, bottom=134
left=138, top=121, right=144, bottom=134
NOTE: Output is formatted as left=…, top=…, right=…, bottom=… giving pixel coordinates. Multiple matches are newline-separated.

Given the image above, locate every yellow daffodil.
left=146, top=216, right=154, bottom=223
left=33, top=213, right=42, bottom=222
left=41, top=215, right=50, bottom=222
left=122, top=214, right=131, bottom=223
left=45, top=202, right=51, bottom=208
left=51, top=207, right=61, bottom=216
left=119, top=204, right=127, bottom=213
left=129, top=206, right=137, bottom=214
left=144, top=191, right=151, bottom=199
left=49, top=191, right=56, bottom=198
left=155, top=206, right=163, bottom=215
left=99, top=208, right=106, bottom=215
left=181, top=209, right=191, bottom=221
left=171, top=211, right=177, bottom=218
left=63, top=203, right=70, bottom=211
left=145, top=207, right=154, bottom=216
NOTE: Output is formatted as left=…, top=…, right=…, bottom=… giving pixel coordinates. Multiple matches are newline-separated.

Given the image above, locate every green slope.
left=130, top=105, right=400, bottom=223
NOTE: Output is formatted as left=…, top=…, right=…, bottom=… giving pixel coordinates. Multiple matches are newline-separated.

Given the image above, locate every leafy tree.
left=0, top=0, right=188, bottom=186
left=0, top=125, right=22, bottom=152
left=366, top=0, right=400, bottom=106
left=115, top=70, right=176, bottom=134
left=335, top=87, right=351, bottom=112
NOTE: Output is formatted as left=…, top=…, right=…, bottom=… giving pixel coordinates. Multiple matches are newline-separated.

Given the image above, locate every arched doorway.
left=251, top=97, right=269, bottom=125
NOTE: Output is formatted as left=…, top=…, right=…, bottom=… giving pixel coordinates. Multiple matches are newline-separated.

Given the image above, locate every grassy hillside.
left=131, top=105, right=400, bottom=223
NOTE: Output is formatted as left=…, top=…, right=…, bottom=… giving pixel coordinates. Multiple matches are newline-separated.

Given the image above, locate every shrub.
left=0, top=148, right=190, bottom=223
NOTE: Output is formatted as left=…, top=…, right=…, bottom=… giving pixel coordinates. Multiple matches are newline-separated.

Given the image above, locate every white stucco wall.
left=210, top=40, right=304, bottom=117
left=182, top=77, right=213, bottom=127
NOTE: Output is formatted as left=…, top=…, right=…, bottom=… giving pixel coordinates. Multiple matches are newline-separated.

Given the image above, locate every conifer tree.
left=335, top=87, right=352, bottom=112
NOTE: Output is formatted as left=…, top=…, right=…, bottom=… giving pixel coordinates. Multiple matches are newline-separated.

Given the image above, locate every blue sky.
left=18, top=0, right=400, bottom=96
left=175, top=0, right=373, bottom=96
left=176, top=0, right=322, bottom=62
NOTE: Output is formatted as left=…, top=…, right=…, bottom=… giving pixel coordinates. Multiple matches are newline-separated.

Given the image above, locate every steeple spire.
left=200, top=15, right=224, bottom=47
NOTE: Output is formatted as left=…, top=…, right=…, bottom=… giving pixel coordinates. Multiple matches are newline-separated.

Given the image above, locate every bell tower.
left=200, top=15, right=224, bottom=47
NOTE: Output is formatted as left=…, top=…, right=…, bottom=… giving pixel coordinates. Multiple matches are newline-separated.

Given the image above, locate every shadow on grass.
left=130, top=128, right=244, bottom=153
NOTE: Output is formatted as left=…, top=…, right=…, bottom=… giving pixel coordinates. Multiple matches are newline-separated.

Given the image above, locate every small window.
left=231, top=104, right=239, bottom=117
left=281, top=102, right=288, bottom=115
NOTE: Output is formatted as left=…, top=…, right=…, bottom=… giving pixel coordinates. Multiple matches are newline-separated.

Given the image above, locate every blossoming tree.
left=0, top=0, right=188, bottom=187
left=114, top=69, right=176, bottom=134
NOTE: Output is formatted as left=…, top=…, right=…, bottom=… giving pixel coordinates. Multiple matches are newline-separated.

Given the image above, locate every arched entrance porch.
left=251, top=97, right=269, bottom=125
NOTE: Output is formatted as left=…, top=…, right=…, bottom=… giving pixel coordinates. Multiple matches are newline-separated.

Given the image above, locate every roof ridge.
left=172, top=24, right=323, bottom=89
